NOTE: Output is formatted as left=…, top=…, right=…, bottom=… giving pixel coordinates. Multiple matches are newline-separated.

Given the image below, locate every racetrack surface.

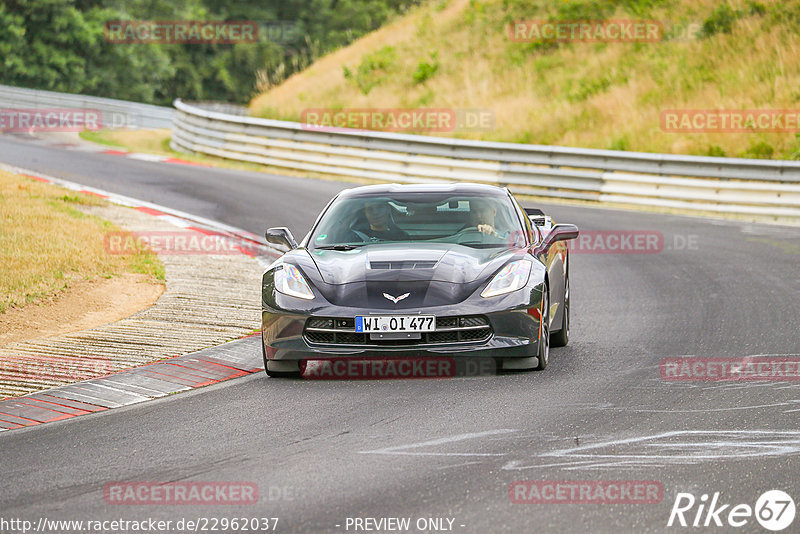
left=2, top=135, right=800, bottom=532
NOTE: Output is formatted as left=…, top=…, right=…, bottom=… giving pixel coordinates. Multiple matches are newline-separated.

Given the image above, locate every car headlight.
left=481, top=260, right=532, bottom=298
left=274, top=263, right=314, bottom=300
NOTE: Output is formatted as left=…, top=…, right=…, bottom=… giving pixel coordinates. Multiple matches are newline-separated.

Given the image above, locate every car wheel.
left=262, top=333, right=303, bottom=378
left=550, top=275, right=569, bottom=347
left=534, top=290, right=549, bottom=371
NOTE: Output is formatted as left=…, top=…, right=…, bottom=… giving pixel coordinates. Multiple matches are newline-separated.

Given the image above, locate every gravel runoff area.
left=0, top=202, right=265, bottom=398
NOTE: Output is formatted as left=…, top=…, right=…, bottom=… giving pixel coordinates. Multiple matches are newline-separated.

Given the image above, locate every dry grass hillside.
left=250, top=0, right=800, bottom=159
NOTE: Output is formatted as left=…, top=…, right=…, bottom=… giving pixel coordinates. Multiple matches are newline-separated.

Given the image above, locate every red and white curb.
left=5, top=132, right=210, bottom=167
left=0, top=335, right=263, bottom=431
left=0, top=163, right=284, bottom=431
left=99, top=149, right=212, bottom=167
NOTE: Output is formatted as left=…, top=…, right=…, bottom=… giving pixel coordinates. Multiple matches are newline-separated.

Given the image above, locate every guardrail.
left=171, top=99, right=800, bottom=219
left=0, top=85, right=173, bottom=129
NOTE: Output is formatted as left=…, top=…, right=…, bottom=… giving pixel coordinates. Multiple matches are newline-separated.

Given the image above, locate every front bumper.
left=262, top=300, right=543, bottom=361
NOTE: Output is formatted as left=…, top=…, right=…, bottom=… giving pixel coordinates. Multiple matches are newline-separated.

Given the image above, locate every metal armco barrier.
left=0, top=85, right=173, bottom=129
left=170, top=98, right=800, bottom=220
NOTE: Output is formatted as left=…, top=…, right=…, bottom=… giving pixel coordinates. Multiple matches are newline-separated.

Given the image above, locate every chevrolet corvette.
left=261, top=183, right=578, bottom=377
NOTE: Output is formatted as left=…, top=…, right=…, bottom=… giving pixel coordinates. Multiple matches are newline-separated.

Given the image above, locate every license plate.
left=355, top=315, right=436, bottom=333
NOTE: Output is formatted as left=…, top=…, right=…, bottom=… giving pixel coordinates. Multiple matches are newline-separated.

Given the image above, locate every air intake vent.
left=304, top=315, right=491, bottom=346
left=370, top=260, right=437, bottom=270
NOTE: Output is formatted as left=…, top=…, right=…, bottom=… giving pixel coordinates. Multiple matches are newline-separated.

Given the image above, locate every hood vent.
left=370, top=260, right=438, bottom=270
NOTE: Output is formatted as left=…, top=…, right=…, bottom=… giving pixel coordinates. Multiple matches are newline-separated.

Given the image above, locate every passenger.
left=351, top=200, right=409, bottom=241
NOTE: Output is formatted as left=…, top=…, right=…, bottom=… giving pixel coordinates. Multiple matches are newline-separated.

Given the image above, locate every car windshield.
left=310, top=193, right=526, bottom=249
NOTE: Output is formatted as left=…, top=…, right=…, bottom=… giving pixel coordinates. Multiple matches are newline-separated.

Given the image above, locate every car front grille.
left=304, top=315, right=492, bottom=346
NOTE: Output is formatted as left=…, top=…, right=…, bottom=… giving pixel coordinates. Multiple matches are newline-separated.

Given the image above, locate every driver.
left=470, top=198, right=501, bottom=236
left=351, top=200, right=409, bottom=241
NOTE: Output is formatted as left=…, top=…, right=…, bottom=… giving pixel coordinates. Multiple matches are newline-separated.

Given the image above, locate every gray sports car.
left=261, top=183, right=578, bottom=377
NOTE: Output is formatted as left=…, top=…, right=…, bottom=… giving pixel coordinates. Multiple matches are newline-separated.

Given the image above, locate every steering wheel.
left=454, top=226, right=488, bottom=244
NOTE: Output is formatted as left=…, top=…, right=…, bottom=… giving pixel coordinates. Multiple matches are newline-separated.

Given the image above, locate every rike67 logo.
left=668, top=490, right=795, bottom=531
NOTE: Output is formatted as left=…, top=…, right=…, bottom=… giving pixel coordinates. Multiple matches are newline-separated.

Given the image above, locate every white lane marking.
left=128, top=153, right=168, bottom=162
left=157, top=215, right=193, bottom=228
left=505, top=460, right=669, bottom=471
left=543, top=430, right=800, bottom=455
left=435, top=460, right=486, bottom=470
left=359, top=429, right=518, bottom=457
left=502, top=459, right=600, bottom=470
left=617, top=402, right=793, bottom=413
left=502, top=430, right=800, bottom=471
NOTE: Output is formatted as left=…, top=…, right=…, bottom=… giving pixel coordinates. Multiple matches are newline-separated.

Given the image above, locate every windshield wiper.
left=315, top=244, right=366, bottom=251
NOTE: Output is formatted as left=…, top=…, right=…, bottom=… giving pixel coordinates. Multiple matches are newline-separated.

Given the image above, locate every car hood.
left=286, top=243, right=522, bottom=309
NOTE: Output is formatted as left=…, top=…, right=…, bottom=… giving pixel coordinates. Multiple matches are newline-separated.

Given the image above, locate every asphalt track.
left=2, top=134, right=800, bottom=533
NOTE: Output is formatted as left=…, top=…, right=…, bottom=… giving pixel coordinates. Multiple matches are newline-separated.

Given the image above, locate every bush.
left=742, top=140, right=774, bottom=159
left=566, top=76, right=612, bottom=102
left=609, top=136, right=630, bottom=151
left=343, top=46, right=397, bottom=95
left=412, top=52, right=439, bottom=84
left=700, top=3, right=740, bottom=37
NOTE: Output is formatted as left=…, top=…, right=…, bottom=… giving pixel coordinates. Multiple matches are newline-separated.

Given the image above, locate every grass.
left=80, top=129, right=172, bottom=153
left=0, top=170, right=164, bottom=314
left=249, top=0, right=800, bottom=160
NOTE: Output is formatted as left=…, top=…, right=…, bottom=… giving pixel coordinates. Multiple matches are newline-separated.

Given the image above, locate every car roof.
left=337, top=182, right=509, bottom=198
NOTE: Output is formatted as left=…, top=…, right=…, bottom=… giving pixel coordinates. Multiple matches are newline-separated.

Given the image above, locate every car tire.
left=262, top=333, right=303, bottom=378
left=550, top=275, right=569, bottom=348
left=534, top=290, right=549, bottom=371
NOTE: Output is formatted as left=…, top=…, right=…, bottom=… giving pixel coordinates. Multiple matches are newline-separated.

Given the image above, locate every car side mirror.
left=534, top=224, right=579, bottom=255
left=265, top=227, right=298, bottom=250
